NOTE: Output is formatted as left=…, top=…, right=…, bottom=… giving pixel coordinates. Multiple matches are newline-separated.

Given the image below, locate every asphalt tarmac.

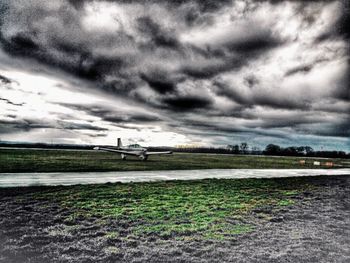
left=1, top=168, right=350, bottom=187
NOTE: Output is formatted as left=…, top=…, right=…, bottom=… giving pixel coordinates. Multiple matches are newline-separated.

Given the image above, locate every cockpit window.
left=128, top=144, right=141, bottom=148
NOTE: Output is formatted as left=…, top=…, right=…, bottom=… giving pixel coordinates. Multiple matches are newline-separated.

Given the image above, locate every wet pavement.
left=0, top=169, right=349, bottom=187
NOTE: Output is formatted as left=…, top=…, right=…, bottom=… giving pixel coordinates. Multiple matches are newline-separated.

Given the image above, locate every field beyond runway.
left=0, top=175, right=349, bottom=262
left=0, top=148, right=349, bottom=173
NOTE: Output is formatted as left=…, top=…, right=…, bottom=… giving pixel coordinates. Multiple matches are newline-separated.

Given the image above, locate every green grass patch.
left=277, top=199, right=295, bottom=206
left=30, top=177, right=316, bottom=240
left=282, top=190, right=299, bottom=196
left=105, top=231, right=120, bottom=239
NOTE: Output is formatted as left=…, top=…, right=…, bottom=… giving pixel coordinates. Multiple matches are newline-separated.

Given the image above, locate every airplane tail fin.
left=117, top=138, right=122, bottom=148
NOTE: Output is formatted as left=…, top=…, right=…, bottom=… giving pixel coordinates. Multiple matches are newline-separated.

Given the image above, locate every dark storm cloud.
left=67, top=0, right=85, bottom=9
left=60, top=103, right=162, bottom=123
left=87, top=133, right=108, bottom=138
left=136, top=16, right=181, bottom=50
left=244, top=76, right=259, bottom=88
left=255, top=96, right=312, bottom=111
left=295, top=116, right=350, bottom=138
left=0, top=97, right=25, bottom=106
left=168, top=0, right=233, bottom=12
left=57, top=121, right=108, bottom=131
left=255, top=114, right=326, bottom=129
left=333, top=67, right=350, bottom=102
left=207, top=107, right=256, bottom=120
left=162, top=96, right=212, bottom=111
left=314, top=1, right=350, bottom=43
left=0, top=118, right=54, bottom=133
left=1, top=33, right=126, bottom=81
left=255, top=0, right=336, bottom=4
left=68, top=0, right=233, bottom=13
left=284, top=58, right=331, bottom=77
left=0, top=1, right=130, bottom=81
left=140, top=71, right=178, bottom=94
left=224, top=31, right=281, bottom=54
left=0, top=74, right=11, bottom=84
left=103, top=114, right=161, bottom=123
left=336, top=1, right=350, bottom=39
left=180, top=30, right=282, bottom=79
left=285, top=65, right=313, bottom=77
left=181, top=58, right=244, bottom=79
left=0, top=0, right=349, bottom=147
left=176, top=110, right=349, bottom=141
left=213, top=80, right=249, bottom=105
left=213, top=80, right=311, bottom=110
left=0, top=0, right=282, bottom=87
left=0, top=117, right=108, bottom=133
left=173, top=119, right=291, bottom=139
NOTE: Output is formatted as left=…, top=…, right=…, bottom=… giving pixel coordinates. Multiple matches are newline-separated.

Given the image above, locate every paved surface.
left=0, top=169, right=349, bottom=187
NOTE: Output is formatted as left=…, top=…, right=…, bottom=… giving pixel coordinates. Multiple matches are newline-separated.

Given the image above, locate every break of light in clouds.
left=0, top=0, right=349, bottom=150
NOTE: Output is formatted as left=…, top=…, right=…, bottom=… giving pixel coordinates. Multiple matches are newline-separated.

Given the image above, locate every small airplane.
left=93, top=138, right=172, bottom=161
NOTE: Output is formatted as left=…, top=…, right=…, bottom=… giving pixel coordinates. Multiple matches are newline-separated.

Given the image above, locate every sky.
left=0, top=0, right=349, bottom=151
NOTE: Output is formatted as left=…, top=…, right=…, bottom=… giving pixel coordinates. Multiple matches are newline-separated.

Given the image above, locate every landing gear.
left=121, top=154, right=126, bottom=160
left=139, top=155, right=148, bottom=161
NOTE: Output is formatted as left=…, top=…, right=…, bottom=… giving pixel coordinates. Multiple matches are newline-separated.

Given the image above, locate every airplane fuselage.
left=119, top=146, right=146, bottom=152
left=93, top=138, right=172, bottom=161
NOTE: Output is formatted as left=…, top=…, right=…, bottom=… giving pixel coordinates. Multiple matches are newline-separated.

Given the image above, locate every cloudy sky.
left=0, top=0, right=349, bottom=150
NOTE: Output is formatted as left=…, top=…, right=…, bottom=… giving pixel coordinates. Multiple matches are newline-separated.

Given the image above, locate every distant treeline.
left=148, top=146, right=236, bottom=154
left=150, top=143, right=350, bottom=159
left=0, top=142, right=98, bottom=150
left=263, top=144, right=349, bottom=159
left=0, top=141, right=349, bottom=159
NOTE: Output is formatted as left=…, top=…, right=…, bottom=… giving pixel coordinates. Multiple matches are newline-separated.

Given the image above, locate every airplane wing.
left=145, top=151, right=173, bottom=156
left=94, top=147, right=140, bottom=156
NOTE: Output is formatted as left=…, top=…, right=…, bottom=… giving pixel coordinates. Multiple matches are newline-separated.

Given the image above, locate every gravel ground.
left=0, top=175, right=349, bottom=263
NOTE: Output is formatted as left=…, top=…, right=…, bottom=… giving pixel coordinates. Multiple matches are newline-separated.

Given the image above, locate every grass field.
left=0, top=148, right=348, bottom=172
left=1, top=175, right=349, bottom=262
left=25, top=177, right=308, bottom=239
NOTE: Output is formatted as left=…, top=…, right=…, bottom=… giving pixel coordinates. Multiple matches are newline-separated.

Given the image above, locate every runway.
left=0, top=169, right=349, bottom=187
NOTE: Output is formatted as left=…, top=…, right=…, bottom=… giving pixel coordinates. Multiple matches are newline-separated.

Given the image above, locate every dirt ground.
left=0, top=175, right=349, bottom=263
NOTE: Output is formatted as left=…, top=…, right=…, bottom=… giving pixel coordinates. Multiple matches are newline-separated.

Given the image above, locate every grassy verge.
left=1, top=148, right=348, bottom=172
left=29, top=177, right=315, bottom=240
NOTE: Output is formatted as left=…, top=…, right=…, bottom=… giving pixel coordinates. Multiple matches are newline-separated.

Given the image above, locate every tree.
left=264, top=144, right=281, bottom=155
left=251, top=146, right=261, bottom=154
left=283, top=146, right=298, bottom=156
left=304, top=146, right=314, bottom=155
left=227, top=144, right=240, bottom=154
left=227, top=145, right=234, bottom=151
left=296, top=146, right=314, bottom=155
left=240, top=142, right=249, bottom=154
